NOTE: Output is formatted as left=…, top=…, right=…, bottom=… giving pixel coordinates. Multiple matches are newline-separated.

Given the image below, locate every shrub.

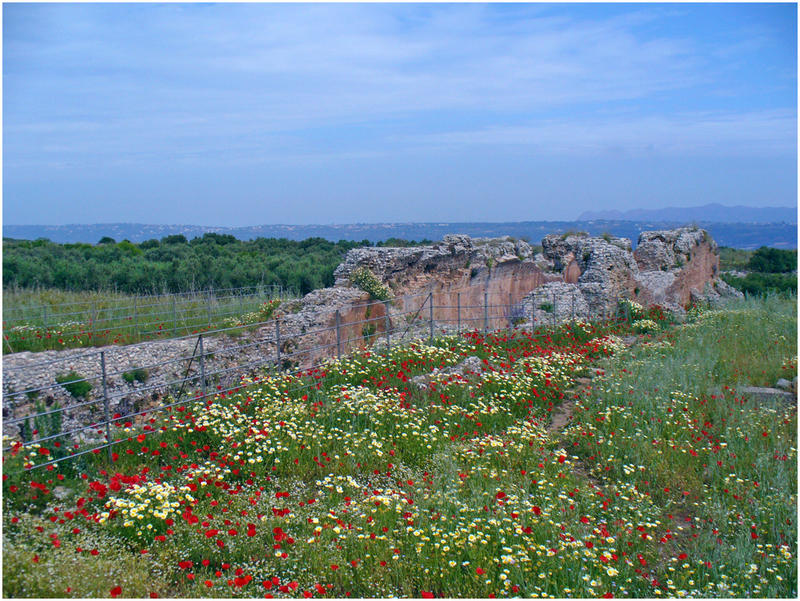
left=721, top=272, right=797, bottom=296
left=747, top=247, right=797, bottom=274
left=538, top=302, right=554, bottom=313
left=122, top=368, right=149, bottom=384
left=55, top=371, right=92, bottom=399
left=350, top=267, right=391, bottom=301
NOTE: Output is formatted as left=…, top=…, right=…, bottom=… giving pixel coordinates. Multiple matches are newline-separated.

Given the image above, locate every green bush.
left=721, top=272, right=797, bottom=296
left=350, top=267, right=391, bottom=301
left=538, top=302, right=553, bottom=313
left=747, top=246, right=797, bottom=273
left=55, top=371, right=92, bottom=399
left=122, top=368, right=149, bottom=384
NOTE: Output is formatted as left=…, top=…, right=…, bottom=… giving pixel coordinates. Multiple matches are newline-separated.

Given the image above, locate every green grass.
left=2, top=288, right=288, bottom=353
left=565, top=294, right=797, bottom=597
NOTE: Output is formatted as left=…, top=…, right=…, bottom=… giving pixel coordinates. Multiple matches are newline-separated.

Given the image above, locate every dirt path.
left=547, top=376, right=592, bottom=434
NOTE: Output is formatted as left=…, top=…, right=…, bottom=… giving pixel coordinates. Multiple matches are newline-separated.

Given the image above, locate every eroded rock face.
left=635, top=228, right=716, bottom=271
left=538, top=227, right=728, bottom=314
left=542, top=233, right=640, bottom=313
left=522, top=282, right=590, bottom=324
left=334, top=234, right=475, bottom=288
left=334, top=234, right=558, bottom=326
left=633, top=227, right=721, bottom=310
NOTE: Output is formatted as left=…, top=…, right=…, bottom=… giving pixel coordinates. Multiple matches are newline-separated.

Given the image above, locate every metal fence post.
left=457, top=292, right=461, bottom=333
left=335, top=310, right=342, bottom=360
left=172, top=297, right=177, bottom=334
left=275, top=320, right=281, bottom=370
left=384, top=301, right=391, bottom=352
left=133, top=297, right=138, bottom=339
left=101, top=351, right=112, bottom=463
left=531, top=295, right=536, bottom=331
left=571, top=293, right=575, bottom=322
left=552, top=293, right=557, bottom=326
left=484, top=290, right=489, bottom=333
left=198, top=334, right=207, bottom=399
left=428, top=292, right=434, bottom=342
left=206, top=290, right=212, bottom=326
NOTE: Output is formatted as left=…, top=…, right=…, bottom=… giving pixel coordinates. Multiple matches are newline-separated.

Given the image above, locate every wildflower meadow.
left=2, top=295, right=796, bottom=598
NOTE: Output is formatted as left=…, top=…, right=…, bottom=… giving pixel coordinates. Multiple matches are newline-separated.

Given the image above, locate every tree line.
left=721, top=246, right=797, bottom=296
left=2, top=234, right=378, bottom=296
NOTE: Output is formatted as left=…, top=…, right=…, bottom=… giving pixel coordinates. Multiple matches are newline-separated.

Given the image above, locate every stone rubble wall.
left=3, top=227, right=736, bottom=443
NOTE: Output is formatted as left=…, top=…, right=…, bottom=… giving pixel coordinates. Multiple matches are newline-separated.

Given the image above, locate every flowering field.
left=2, top=296, right=796, bottom=598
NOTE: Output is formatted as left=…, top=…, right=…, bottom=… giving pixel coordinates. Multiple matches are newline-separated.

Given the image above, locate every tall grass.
left=2, top=286, right=292, bottom=353
left=566, top=294, right=797, bottom=597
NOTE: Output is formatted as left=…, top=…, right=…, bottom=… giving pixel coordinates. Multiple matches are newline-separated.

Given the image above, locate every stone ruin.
left=333, top=226, right=741, bottom=321
left=2, top=226, right=742, bottom=442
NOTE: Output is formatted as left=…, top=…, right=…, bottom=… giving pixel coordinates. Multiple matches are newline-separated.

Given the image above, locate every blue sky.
left=3, top=2, right=797, bottom=226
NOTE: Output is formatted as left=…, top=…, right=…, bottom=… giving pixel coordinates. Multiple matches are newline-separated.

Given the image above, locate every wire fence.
left=2, top=286, right=632, bottom=472
left=2, top=284, right=299, bottom=353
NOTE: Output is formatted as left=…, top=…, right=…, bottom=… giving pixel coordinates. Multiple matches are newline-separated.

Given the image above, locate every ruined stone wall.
left=3, top=227, right=738, bottom=442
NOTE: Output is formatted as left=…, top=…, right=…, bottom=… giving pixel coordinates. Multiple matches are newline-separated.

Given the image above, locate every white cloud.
left=3, top=3, right=795, bottom=169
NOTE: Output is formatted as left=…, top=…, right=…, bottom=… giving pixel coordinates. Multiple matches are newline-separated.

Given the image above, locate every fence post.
left=531, top=295, right=536, bottom=331
left=428, top=292, right=434, bottom=342
left=552, top=293, right=557, bottom=326
left=172, top=297, right=177, bottom=334
left=457, top=292, right=461, bottom=333
left=101, top=351, right=112, bottom=463
left=384, top=301, right=391, bottom=352
left=275, top=319, right=281, bottom=370
left=43, top=306, right=48, bottom=328
left=571, top=292, right=575, bottom=322
left=484, top=290, right=489, bottom=333
left=335, top=310, right=342, bottom=360
left=198, top=334, right=207, bottom=399
left=206, top=290, right=212, bottom=326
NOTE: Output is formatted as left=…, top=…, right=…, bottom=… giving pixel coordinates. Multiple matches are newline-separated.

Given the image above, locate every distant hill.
left=3, top=220, right=797, bottom=249
left=578, top=203, right=797, bottom=224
